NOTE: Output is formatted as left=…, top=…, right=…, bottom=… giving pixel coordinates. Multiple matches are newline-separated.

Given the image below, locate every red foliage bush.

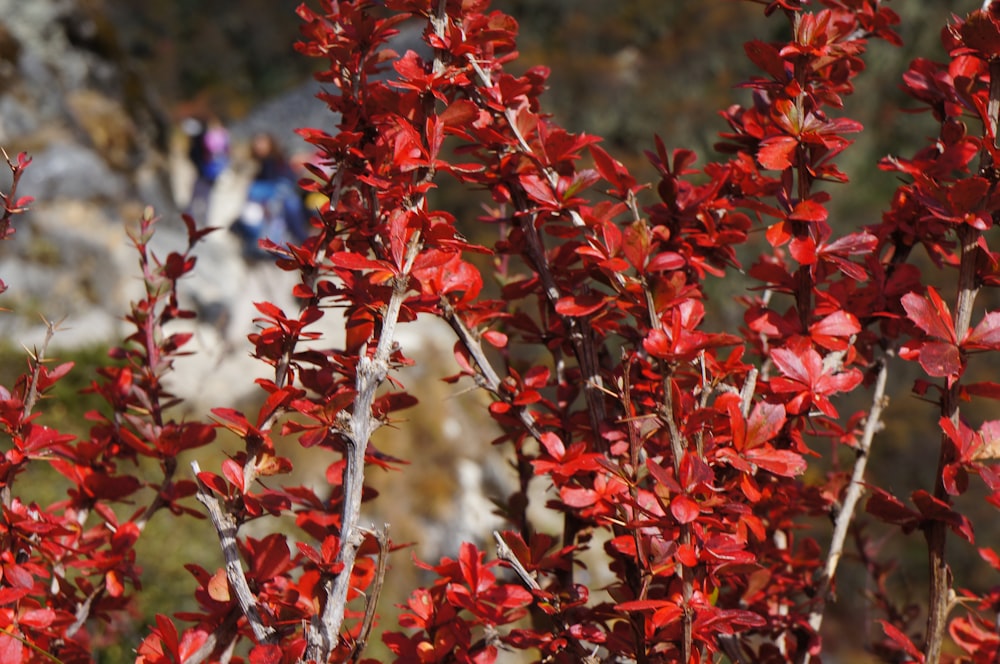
left=5, top=1, right=1000, bottom=662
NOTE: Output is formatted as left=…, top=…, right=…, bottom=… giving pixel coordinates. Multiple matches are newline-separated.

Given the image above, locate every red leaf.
left=670, top=494, right=700, bottom=524
left=249, top=644, right=284, bottom=664
left=789, top=198, right=828, bottom=223
left=866, top=488, right=920, bottom=531
left=744, top=401, right=786, bottom=449
left=539, top=432, right=565, bottom=459
left=179, top=630, right=211, bottom=662
left=902, top=289, right=956, bottom=342
left=917, top=341, right=962, bottom=378
left=965, top=311, right=1000, bottom=349
left=155, top=614, right=180, bottom=658
left=249, top=534, right=292, bottom=581
left=520, top=174, right=560, bottom=208
left=980, top=547, right=1000, bottom=571
left=758, top=135, right=797, bottom=170
left=651, top=602, right=684, bottom=628
left=622, top=220, right=652, bottom=271
left=0, top=632, right=23, bottom=664
left=744, top=39, right=787, bottom=79
left=810, top=310, right=861, bottom=339
left=439, top=99, right=479, bottom=129
left=744, top=447, right=805, bottom=477
left=4, top=564, right=33, bottom=590
left=207, top=569, right=230, bottom=602
left=615, top=598, right=674, bottom=611
left=106, top=569, right=124, bottom=597
left=590, top=144, right=638, bottom=196
left=211, top=408, right=252, bottom=437
left=912, top=489, right=975, bottom=543
left=18, top=608, right=54, bottom=629
left=555, top=293, right=606, bottom=317
left=646, top=251, right=685, bottom=272
left=560, top=486, right=597, bottom=508
left=482, top=330, right=507, bottom=348
left=329, top=252, right=394, bottom=272
left=878, top=620, right=924, bottom=661
left=197, top=471, right=229, bottom=497
left=222, top=459, right=245, bottom=493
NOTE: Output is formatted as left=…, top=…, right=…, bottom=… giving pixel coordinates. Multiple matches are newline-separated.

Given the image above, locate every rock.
left=19, top=142, right=127, bottom=201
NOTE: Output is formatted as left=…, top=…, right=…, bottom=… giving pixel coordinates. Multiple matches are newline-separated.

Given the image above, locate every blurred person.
left=231, top=132, right=309, bottom=260
left=183, top=115, right=230, bottom=219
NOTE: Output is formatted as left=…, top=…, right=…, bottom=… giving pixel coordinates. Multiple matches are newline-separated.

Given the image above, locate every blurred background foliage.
left=10, top=0, right=993, bottom=660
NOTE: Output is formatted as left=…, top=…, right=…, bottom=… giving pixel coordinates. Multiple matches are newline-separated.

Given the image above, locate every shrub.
left=4, top=1, right=1000, bottom=662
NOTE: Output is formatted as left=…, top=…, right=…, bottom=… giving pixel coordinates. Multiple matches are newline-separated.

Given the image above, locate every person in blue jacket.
left=232, top=132, right=309, bottom=260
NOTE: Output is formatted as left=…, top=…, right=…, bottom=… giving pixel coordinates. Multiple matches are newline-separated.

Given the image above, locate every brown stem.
left=493, top=531, right=601, bottom=663
left=440, top=298, right=544, bottom=441
left=806, top=356, right=890, bottom=639
left=923, top=56, right=1000, bottom=658
left=925, top=225, right=979, bottom=663
left=660, top=372, right=692, bottom=661
left=2, top=320, right=61, bottom=509
left=21, top=319, right=59, bottom=420
left=514, top=200, right=608, bottom=438
left=466, top=55, right=611, bottom=442
left=349, top=525, right=390, bottom=663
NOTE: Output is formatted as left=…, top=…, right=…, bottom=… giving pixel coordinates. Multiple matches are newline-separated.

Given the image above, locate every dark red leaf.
left=555, top=293, right=606, bottom=317
left=878, top=620, right=924, bottom=661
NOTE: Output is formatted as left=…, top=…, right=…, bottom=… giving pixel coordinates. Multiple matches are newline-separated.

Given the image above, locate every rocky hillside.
left=0, top=0, right=325, bottom=409
left=0, top=0, right=179, bottom=349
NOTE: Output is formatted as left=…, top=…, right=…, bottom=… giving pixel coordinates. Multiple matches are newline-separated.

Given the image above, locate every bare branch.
left=806, top=356, right=890, bottom=638
left=191, top=460, right=277, bottom=645
left=350, top=525, right=390, bottom=663
left=493, top=531, right=601, bottom=664
left=493, top=531, right=542, bottom=592
left=440, top=297, right=544, bottom=442
left=21, top=318, right=61, bottom=419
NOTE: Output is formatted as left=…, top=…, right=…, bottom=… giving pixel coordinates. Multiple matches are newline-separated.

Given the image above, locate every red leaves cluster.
left=0, top=210, right=217, bottom=663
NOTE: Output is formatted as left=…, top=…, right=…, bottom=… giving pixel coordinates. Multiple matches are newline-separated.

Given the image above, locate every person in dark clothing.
left=183, top=116, right=230, bottom=219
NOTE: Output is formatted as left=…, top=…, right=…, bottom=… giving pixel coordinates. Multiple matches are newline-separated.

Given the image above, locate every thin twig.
left=0, top=627, right=65, bottom=664
left=191, top=461, right=276, bottom=645
left=21, top=318, right=60, bottom=419
left=739, top=367, right=758, bottom=419
left=493, top=531, right=542, bottom=592
left=65, top=585, right=102, bottom=638
left=440, top=298, right=544, bottom=441
left=805, top=357, right=890, bottom=639
left=493, top=531, right=601, bottom=664
left=350, top=525, right=390, bottom=663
